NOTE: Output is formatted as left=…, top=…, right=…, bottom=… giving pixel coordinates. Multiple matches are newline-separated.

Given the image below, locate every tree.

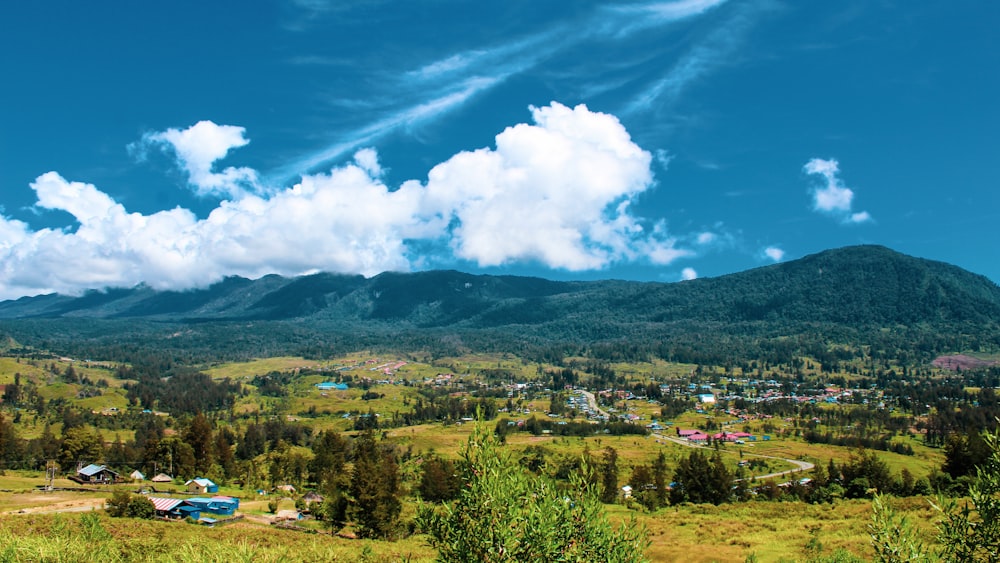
left=418, top=454, right=461, bottom=503
left=867, top=425, right=1000, bottom=562
left=348, top=429, right=402, bottom=539
left=936, top=426, right=1000, bottom=562
left=600, top=446, right=619, bottom=504
left=417, top=421, right=648, bottom=562
left=310, top=430, right=349, bottom=492
left=58, top=426, right=103, bottom=469
left=184, top=413, right=214, bottom=475
left=106, top=490, right=155, bottom=519
left=651, top=451, right=669, bottom=508
left=670, top=449, right=732, bottom=505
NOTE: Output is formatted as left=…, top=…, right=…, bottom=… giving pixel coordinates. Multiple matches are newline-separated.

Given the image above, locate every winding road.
left=655, top=433, right=814, bottom=482
left=576, top=389, right=813, bottom=482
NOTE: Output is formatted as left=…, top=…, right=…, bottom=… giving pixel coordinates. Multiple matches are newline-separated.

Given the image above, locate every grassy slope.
left=0, top=496, right=945, bottom=562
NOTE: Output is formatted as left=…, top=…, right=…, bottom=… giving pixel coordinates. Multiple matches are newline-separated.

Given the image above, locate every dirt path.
left=7, top=498, right=107, bottom=515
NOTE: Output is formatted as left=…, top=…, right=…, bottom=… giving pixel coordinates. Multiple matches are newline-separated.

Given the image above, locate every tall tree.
left=348, top=429, right=402, bottom=539
left=600, top=446, right=620, bottom=504
left=184, top=413, right=214, bottom=475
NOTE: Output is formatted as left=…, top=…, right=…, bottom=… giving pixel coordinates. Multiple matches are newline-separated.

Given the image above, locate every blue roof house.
left=186, top=496, right=239, bottom=516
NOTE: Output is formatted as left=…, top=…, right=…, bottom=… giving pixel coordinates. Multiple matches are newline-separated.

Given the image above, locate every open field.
left=0, top=491, right=945, bottom=562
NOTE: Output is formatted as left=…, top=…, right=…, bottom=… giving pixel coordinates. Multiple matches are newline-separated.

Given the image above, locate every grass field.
left=0, top=491, right=946, bottom=562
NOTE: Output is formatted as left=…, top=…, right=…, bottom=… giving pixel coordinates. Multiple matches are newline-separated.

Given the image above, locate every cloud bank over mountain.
left=0, top=103, right=690, bottom=300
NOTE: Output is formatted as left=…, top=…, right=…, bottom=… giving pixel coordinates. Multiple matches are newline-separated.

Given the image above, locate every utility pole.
left=46, top=460, right=57, bottom=491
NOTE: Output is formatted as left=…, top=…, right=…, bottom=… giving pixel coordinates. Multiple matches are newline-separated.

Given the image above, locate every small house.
left=275, top=484, right=296, bottom=495
left=151, top=473, right=173, bottom=483
left=130, top=470, right=145, bottom=481
left=185, top=478, right=218, bottom=494
left=302, top=491, right=324, bottom=508
left=274, top=509, right=303, bottom=522
left=72, top=464, right=120, bottom=484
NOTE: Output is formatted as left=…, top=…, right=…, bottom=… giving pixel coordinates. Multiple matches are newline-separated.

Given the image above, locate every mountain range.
left=1, top=245, right=998, bottom=363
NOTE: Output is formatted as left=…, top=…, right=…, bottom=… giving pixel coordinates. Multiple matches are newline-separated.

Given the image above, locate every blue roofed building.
left=148, top=497, right=201, bottom=520
left=71, top=463, right=120, bottom=484
left=185, top=496, right=239, bottom=516
left=316, top=382, right=348, bottom=391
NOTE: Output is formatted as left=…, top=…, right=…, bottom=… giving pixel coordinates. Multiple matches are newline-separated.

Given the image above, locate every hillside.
left=1, top=245, right=998, bottom=363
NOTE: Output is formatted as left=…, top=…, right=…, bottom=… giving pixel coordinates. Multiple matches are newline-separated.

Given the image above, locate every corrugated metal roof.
left=149, top=497, right=183, bottom=511
left=79, top=464, right=105, bottom=476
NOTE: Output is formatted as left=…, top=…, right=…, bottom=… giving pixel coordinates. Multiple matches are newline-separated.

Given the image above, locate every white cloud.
left=0, top=103, right=695, bottom=300
left=763, top=246, right=784, bottom=262
left=804, top=158, right=872, bottom=224
left=140, top=120, right=260, bottom=199
left=697, top=231, right=717, bottom=245
left=681, top=267, right=698, bottom=280
left=422, top=103, right=683, bottom=269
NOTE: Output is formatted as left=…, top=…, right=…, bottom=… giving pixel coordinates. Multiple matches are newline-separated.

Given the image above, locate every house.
left=185, top=496, right=239, bottom=516
left=315, top=382, right=348, bottom=391
left=621, top=485, right=633, bottom=499
left=185, top=478, right=218, bottom=494
left=302, top=491, right=324, bottom=508
left=71, top=464, right=120, bottom=484
left=275, top=484, right=296, bottom=494
left=274, top=509, right=303, bottom=522
left=148, top=497, right=201, bottom=520
left=151, top=473, right=173, bottom=483
left=130, top=470, right=145, bottom=481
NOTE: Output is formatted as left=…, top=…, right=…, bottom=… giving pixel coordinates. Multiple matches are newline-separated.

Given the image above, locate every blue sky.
left=1, top=1, right=997, bottom=300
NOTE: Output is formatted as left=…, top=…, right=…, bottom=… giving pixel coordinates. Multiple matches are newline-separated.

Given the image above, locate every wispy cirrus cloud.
left=622, top=0, right=773, bottom=115
left=278, top=0, right=744, bottom=182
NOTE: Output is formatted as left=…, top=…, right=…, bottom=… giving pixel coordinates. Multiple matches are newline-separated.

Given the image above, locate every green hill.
left=1, top=245, right=997, bottom=364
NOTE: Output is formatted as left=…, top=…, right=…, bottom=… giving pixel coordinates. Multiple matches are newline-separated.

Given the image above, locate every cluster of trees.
left=494, top=416, right=648, bottom=440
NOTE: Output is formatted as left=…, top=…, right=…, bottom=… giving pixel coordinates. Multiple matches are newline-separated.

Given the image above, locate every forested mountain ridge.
left=1, top=245, right=998, bottom=363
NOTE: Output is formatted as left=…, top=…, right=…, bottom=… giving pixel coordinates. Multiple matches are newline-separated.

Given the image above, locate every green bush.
left=417, top=421, right=648, bottom=562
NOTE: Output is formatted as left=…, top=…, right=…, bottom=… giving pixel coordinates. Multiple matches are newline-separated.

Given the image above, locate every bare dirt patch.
left=932, top=354, right=998, bottom=371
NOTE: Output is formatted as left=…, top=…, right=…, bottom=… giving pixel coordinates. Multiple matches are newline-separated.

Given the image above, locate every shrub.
left=417, top=420, right=648, bottom=562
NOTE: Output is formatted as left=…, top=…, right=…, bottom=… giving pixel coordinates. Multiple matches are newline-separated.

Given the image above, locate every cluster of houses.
left=675, top=428, right=764, bottom=444
left=148, top=495, right=240, bottom=522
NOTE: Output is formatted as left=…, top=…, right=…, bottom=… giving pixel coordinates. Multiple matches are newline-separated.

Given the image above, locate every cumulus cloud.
left=681, top=267, right=698, bottom=281
left=763, top=246, right=784, bottom=262
left=804, top=158, right=872, bottom=224
left=421, top=103, right=682, bottom=269
left=0, top=103, right=693, bottom=300
left=139, top=120, right=261, bottom=199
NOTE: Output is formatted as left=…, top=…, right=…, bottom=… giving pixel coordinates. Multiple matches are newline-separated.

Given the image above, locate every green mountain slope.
left=1, top=245, right=997, bottom=362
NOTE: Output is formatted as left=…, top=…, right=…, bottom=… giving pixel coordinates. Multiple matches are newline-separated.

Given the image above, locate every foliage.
left=417, top=421, right=648, bottom=562
left=868, top=494, right=931, bottom=563
left=105, top=490, right=155, bottom=519
left=417, top=455, right=461, bottom=503
left=348, top=429, right=402, bottom=539
left=670, top=448, right=733, bottom=505
left=935, top=426, right=1000, bottom=562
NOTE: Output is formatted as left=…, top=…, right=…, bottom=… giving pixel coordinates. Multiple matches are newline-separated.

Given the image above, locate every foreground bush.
left=417, top=421, right=648, bottom=562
